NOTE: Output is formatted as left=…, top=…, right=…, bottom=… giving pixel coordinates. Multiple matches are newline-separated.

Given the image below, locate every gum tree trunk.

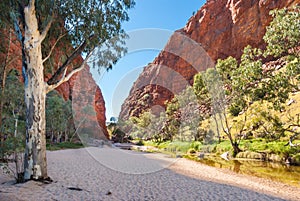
left=23, top=4, right=48, bottom=180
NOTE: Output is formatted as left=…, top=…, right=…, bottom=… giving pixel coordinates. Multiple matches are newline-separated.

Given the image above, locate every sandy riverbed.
left=1, top=147, right=299, bottom=201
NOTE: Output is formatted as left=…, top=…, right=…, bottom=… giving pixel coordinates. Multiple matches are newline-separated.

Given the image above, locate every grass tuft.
left=46, top=142, right=84, bottom=151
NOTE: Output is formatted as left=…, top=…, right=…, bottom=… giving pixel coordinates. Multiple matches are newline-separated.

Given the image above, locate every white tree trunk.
left=65, top=130, right=68, bottom=142
left=57, top=132, right=62, bottom=143
left=13, top=116, right=25, bottom=182
left=51, top=131, right=54, bottom=143
left=23, top=4, right=48, bottom=180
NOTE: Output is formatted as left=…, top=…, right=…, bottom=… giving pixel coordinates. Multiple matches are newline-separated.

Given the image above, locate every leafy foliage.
left=0, top=0, right=135, bottom=67
left=0, top=71, right=25, bottom=180
left=1, top=70, right=25, bottom=142
left=264, top=6, right=300, bottom=57
left=46, top=91, right=74, bottom=142
left=129, top=111, right=166, bottom=142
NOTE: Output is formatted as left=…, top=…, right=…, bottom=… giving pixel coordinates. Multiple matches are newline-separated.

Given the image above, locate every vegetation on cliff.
left=122, top=6, right=300, bottom=164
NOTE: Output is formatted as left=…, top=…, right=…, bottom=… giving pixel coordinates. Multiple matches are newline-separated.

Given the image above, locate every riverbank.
left=139, top=139, right=300, bottom=165
left=130, top=141, right=300, bottom=188
left=1, top=147, right=299, bottom=200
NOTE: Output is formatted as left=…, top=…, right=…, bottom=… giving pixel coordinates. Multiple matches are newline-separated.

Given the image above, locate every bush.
left=190, top=141, right=202, bottom=151
left=248, top=142, right=268, bottom=152
left=166, top=141, right=191, bottom=154
left=292, top=153, right=300, bottom=165
left=156, top=141, right=171, bottom=150
left=215, top=141, right=232, bottom=154
left=201, top=144, right=217, bottom=153
left=187, top=148, right=197, bottom=155
left=242, top=139, right=299, bottom=158
left=46, top=142, right=84, bottom=151
left=266, top=141, right=297, bottom=156
left=136, top=139, right=144, bottom=146
left=0, top=135, right=25, bottom=183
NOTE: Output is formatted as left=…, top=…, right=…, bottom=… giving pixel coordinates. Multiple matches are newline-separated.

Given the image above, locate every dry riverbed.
left=0, top=147, right=299, bottom=201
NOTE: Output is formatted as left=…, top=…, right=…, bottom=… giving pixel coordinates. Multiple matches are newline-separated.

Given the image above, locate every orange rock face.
left=70, top=65, right=109, bottom=140
left=120, top=0, right=300, bottom=120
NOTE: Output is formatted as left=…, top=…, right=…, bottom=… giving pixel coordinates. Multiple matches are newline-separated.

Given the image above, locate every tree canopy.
left=0, top=0, right=135, bottom=86
left=264, top=6, right=300, bottom=57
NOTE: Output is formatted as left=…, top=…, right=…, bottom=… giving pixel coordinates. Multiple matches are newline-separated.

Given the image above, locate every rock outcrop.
left=120, top=0, right=300, bottom=120
left=61, top=64, right=109, bottom=140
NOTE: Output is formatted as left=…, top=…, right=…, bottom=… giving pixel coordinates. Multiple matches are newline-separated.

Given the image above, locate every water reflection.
left=196, top=156, right=300, bottom=187
left=233, top=160, right=242, bottom=173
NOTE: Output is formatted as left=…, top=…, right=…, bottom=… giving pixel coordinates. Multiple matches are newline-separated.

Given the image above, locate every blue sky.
left=90, top=0, right=206, bottom=119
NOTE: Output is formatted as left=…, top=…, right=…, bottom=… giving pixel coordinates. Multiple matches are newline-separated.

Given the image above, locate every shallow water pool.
left=195, top=156, right=300, bottom=187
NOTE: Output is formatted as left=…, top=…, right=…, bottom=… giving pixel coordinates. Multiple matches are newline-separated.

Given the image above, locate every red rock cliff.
left=58, top=64, right=109, bottom=140
left=119, top=0, right=300, bottom=120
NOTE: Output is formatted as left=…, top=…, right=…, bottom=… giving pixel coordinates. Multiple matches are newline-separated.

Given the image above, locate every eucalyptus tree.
left=202, top=68, right=225, bottom=143
left=262, top=6, right=300, bottom=144
left=214, top=6, right=300, bottom=154
left=0, top=0, right=134, bottom=181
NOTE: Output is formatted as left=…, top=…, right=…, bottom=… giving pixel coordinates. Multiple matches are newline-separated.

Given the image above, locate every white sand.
left=1, top=147, right=299, bottom=201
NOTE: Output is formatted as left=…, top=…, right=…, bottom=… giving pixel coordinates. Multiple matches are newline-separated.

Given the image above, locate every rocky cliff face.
left=120, top=0, right=300, bottom=120
left=1, top=34, right=109, bottom=139
left=58, top=64, right=109, bottom=140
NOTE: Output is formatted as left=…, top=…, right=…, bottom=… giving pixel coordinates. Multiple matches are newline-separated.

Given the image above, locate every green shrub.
left=244, top=139, right=299, bottom=157
left=46, top=142, right=84, bottom=151
left=292, top=153, right=300, bottom=165
left=166, top=141, right=191, bottom=154
left=190, top=141, right=202, bottom=151
left=136, top=139, right=144, bottom=146
left=156, top=141, right=171, bottom=150
left=248, top=142, right=268, bottom=152
left=215, top=141, right=232, bottom=154
left=201, top=144, right=217, bottom=153
left=266, top=141, right=296, bottom=156
left=187, top=148, right=196, bottom=155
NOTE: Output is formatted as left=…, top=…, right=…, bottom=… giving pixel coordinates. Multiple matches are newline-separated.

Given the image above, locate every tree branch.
left=284, top=132, right=300, bottom=147
left=46, top=52, right=93, bottom=93
left=45, top=66, right=68, bottom=93
left=3, top=29, right=12, bottom=69
left=40, top=17, right=53, bottom=43
left=237, top=109, right=248, bottom=144
left=29, top=0, right=35, bottom=9
left=285, top=124, right=300, bottom=130
left=47, top=38, right=92, bottom=85
left=70, top=117, right=87, bottom=143
left=42, top=33, right=67, bottom=63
